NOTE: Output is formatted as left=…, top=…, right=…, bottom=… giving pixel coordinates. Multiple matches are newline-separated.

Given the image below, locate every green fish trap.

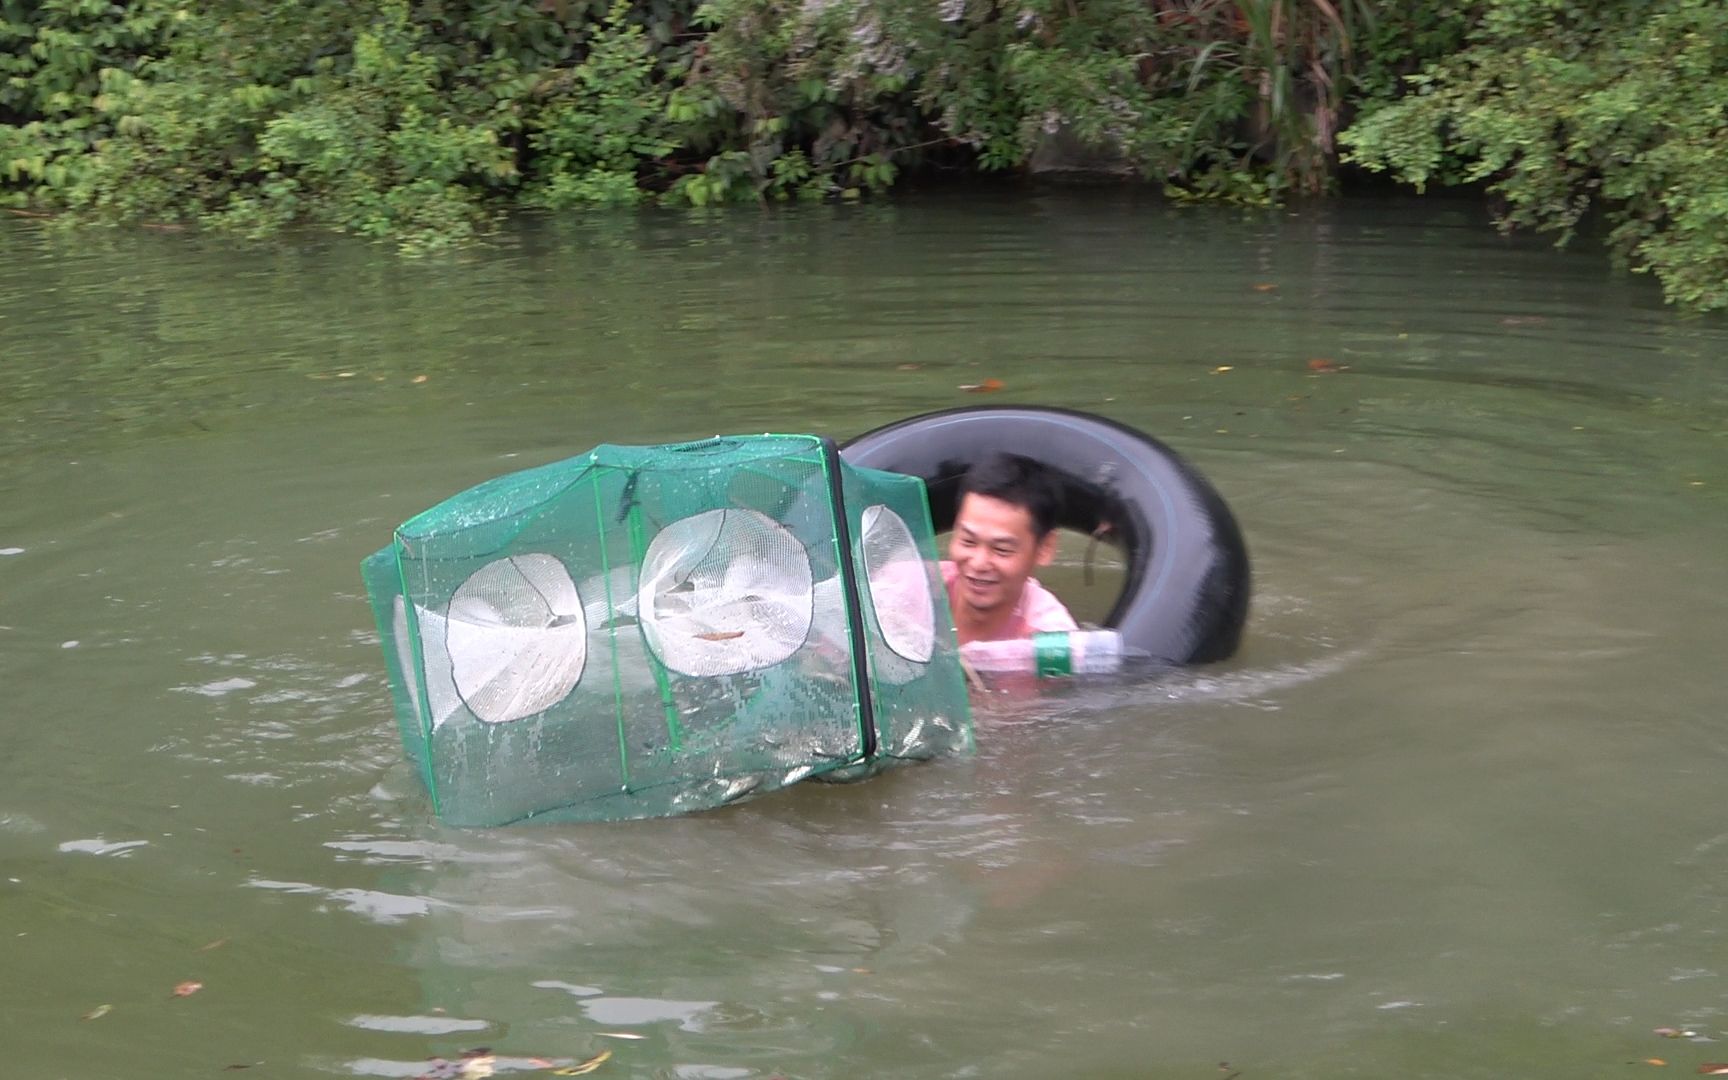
left=362, top=434, right=972, bottom=825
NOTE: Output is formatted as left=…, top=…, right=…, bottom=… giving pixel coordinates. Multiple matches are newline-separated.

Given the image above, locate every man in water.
left=942, top=452, right=1077, bottom=645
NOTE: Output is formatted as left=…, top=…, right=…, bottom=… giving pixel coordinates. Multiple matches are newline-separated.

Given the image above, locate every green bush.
left=1343, top=0, right=1728, bottom=311
left=61, top=1, right=523, bottom=248
left=8, top=0, right=1725, bottom=311
left=4, top=0, right=1387, bottom=234
left=681, top=0, right=1372, bottom=204
left=524, top=2, right=678, bottom=209
left=6, top=0, right=695, bottom=247
left=0, top=0, right=170, bottom=204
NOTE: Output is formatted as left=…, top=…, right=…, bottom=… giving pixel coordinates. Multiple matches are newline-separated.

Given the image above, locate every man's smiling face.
left=947, top=492, right=1056, bottom=619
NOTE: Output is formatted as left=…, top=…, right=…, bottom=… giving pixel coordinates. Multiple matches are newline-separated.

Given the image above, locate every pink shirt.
left=941, top=560, right=1078, bottom=641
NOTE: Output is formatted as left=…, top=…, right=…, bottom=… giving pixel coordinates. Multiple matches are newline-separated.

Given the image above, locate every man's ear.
left=1034, top=530, right=1058, bottom=567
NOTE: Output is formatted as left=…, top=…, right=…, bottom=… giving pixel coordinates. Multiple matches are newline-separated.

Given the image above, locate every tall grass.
left=1177, top=0, right=1373, bottom=193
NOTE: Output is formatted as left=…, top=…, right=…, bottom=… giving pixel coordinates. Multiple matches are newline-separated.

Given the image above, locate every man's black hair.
left=957, top=452, right=1065, bottom=539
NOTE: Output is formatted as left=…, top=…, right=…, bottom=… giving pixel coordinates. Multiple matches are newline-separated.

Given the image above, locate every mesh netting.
left=361, top=434, right=972, bottom=826
left=831, top=465, right=972, bottom=778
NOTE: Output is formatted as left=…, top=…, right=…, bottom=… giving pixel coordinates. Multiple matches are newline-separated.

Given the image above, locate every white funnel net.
left=433, top=553, right=589, bottom=725
left=638, top=508, right=814, bottom=677
left=860, top=504, right=936, bottom=665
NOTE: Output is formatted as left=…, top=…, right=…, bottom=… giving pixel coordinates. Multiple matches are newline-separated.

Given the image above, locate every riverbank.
left=4, top=1, right=1723, bottom=307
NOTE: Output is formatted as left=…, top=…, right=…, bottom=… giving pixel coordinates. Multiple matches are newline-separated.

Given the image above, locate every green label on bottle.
left=1032, top=632, right=1072, bottom=678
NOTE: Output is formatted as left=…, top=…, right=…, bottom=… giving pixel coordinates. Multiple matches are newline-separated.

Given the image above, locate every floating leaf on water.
left=958, top=378, right=1004, bottom=393
left=895, top=363, right=922, bottom=371
left=1252, top=283, right=1278, bottom=292
left=81, top=1004, right=112, bottom=1021
left=412, top=375, right=429, bottom=384
left=693, top=631, right=745, bottom=641
left=1697, top=1064, right=1728, bottom=1075
left=1212, top=365, right=1234, bottom=374
left=172, top=981, right=203, bottom=997
left=1647, top=1059, right=1668, bottom=1066
left=197, top=937, right=229, bottom=952
left=1306, top=358, right=1345, bottom=374
left=553, top=1049, right=612, bottom=1075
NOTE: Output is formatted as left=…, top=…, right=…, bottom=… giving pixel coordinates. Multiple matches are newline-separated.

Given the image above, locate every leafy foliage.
left=5, top=0, right=1727, bottom=310
left=683, top=0, right=1373, bottom=203
left=3, top=0, right=1383, bottom=236
left=1342, top=0, right=1728, bottom=311
left=0, top=0, right=170, bottom=203
left=525, top=2, right=678, bottom=209
left=4, top=0, right=701, bottom=247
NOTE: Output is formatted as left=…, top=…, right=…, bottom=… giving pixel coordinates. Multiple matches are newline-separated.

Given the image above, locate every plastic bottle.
left=959, top=629, right=1125, bottom=678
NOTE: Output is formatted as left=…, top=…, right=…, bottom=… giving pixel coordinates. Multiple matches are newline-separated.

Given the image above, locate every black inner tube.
left=841, top=406, right=1250, bottom=665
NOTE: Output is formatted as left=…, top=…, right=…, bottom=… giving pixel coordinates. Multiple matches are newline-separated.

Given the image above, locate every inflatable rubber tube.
left=841, top=406, right=1249, bottom=665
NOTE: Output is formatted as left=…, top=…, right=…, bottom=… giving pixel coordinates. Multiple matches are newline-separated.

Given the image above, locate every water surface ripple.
left=2, top=193, right=1726, bottom=1078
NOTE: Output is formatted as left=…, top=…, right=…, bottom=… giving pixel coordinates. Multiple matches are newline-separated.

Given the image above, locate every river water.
left=3, top=193, right=1726, bottom=1079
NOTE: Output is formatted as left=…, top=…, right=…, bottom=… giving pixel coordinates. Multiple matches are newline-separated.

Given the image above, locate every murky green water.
left=4, top=193, right=1727, bottom=1079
